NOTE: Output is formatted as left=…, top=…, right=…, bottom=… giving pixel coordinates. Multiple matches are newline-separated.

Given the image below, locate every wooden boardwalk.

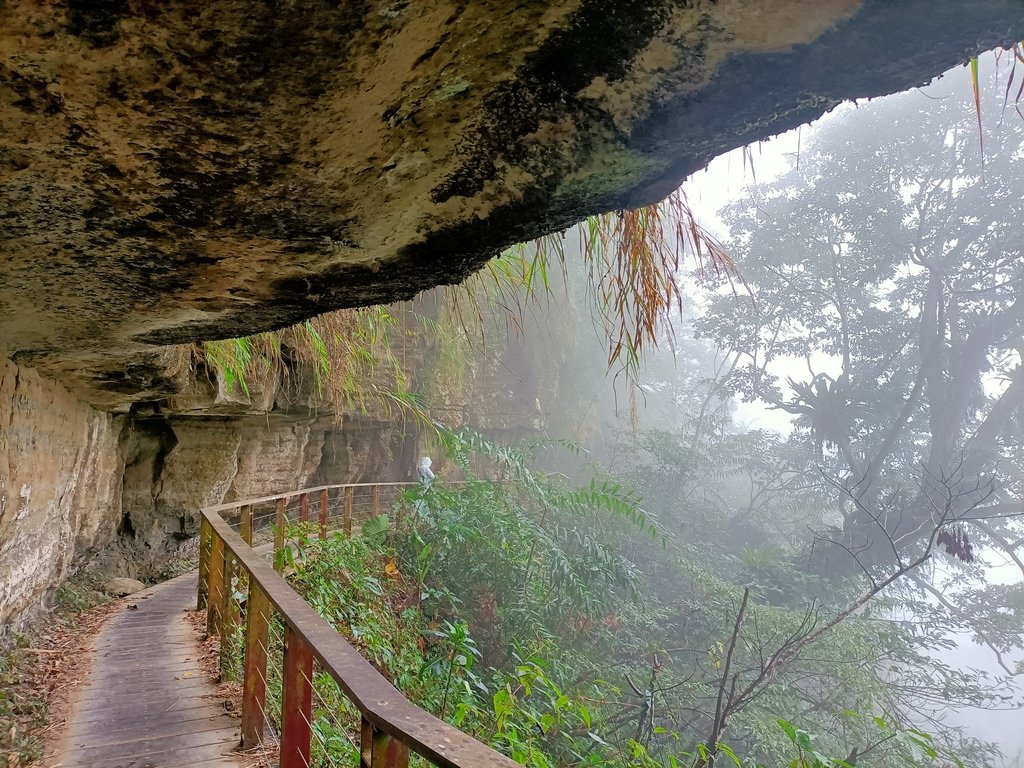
left=55, top=572, right=251, bottom=768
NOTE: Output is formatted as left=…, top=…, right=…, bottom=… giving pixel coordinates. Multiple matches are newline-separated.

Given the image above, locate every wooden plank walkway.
left=55, top=572, right=252, bottom=768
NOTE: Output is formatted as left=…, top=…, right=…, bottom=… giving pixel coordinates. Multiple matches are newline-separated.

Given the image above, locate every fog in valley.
left=446, top=54, right=1024, bottom=767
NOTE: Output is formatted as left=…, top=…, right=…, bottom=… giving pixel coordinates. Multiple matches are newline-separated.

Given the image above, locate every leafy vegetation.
left=199, top=306, right=426, bottom=421
left=515, top=190, right=734, bottom=380
left=226, top=422, right=981, bottom=768
left=0, top=645, right=46, bottom=766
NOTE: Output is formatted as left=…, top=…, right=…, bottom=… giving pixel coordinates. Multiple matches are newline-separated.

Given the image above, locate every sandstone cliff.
left=0, top=354, right=407, bottom=636
left=0, top=353, right=122, bottom=632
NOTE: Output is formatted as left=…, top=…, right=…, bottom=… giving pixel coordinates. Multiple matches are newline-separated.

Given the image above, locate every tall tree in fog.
left=699, top=72, right=1024, bottom=571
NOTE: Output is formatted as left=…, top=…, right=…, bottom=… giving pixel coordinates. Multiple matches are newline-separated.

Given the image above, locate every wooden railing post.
left=220, top=552, right=241, bottom=678
left=240, top=504, right=253, bottom=545
left=319, top=488, right=329, bottom=540
left=206, top=532, right=226, bottom=635
left=222, top=553, right=237, bottom=630
left=344, top=487, right=354, bottom=536
left=361, top=716, right=410, bottom=768
left=274, top=497, right=286, bottom=572
left=198, top=515, right=212, bottom=610
left=241, top=580, right=271, bottom=748
left=281, top=624, right=314, bottom=768
left=299, top=492, right=310, bottom=523
left=372, top=484, right=381, bottom=516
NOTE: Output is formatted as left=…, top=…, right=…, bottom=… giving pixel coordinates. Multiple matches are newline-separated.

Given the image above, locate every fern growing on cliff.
left=442, top=188, right=738, bottom=389
left=200, top=306, right=430, bottom=425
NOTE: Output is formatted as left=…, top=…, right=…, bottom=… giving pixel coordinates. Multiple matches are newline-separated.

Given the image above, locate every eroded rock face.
left=117, top=415, right=331, bottom=555
left=4, top=0, right=1024, bottom=632
left=0, top=353, right=124, bottom=634
left=0, top=386, right=391, bottom=633
left=2, top=1, right=1021, bottom=409
left=227, top=419, right=326, bottom=501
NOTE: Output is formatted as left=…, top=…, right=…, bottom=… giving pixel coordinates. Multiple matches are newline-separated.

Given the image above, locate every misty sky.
left=675, top=55, right=1024, bottom=763
left=681, top=60, right=995, bottom=435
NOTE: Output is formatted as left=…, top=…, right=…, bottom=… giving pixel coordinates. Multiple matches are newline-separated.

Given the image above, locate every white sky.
left=676, top=59, right=995, bottom=434
left=682, top=136, right=801, bottom=434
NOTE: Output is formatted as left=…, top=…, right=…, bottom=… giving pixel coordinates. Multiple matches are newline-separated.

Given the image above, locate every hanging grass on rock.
left=199, top=307, right=428, bottom=423
left=196, top=189, right=737, bottom=423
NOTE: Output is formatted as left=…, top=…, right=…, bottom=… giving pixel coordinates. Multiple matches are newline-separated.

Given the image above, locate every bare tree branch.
left=707, top=587, right=749, bottom=759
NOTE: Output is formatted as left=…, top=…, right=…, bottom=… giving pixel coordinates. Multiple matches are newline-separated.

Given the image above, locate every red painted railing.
left=197, top=482, right=515, bottom=768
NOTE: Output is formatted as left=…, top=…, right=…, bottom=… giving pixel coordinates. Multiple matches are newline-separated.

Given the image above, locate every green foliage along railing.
left=197, top=482, right=518, bottom=768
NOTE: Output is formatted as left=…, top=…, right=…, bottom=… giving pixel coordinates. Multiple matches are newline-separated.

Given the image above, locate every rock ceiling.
left=1, top=0, right=1021, bottom=408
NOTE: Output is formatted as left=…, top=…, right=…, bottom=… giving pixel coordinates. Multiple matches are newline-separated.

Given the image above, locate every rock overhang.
left=1, top=0, right=1022, bottom=409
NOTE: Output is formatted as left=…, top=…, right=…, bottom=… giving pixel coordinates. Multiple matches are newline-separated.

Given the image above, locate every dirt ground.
left=1, top=589, right=120, bottom=767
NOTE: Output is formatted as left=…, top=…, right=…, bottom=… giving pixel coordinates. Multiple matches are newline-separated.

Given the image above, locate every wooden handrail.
left=202, top=482, right=423, bottom=515
left=198, top=483, right=517, bottom=768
